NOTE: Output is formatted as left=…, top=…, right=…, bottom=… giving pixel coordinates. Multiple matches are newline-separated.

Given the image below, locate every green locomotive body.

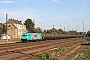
left=21, top=32, right=42, bottom=42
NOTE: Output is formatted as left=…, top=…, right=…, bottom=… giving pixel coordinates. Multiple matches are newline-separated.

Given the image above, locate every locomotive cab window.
left=35, top=35, right=37, bottom=37
left=22, top=34, right=27, bottom=36
left=22, top=35, right=27, bottom=36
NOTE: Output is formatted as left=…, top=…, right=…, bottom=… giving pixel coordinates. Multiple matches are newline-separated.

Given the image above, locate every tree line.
left=0, top=18, right=90, bottom=37
left=24, top=18, right=83, bottom=35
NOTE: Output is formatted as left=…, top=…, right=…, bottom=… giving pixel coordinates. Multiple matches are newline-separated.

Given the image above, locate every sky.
left=0, top=0, right=90, bottom=32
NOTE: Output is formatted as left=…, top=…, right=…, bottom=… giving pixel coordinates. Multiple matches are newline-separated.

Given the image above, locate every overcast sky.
left=0, top=0, right=90, bottom=32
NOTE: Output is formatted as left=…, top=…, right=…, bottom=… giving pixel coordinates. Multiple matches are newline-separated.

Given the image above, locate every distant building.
left=1, top=34, right=11, bottom=39
left=6, top=18, right=27, bottom=38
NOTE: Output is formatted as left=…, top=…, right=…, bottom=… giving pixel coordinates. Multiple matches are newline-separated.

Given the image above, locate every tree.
left=86, top=31, right=90, bottom=37
left=58, top=29, right=64, bottom=34
left=0, top=23, right=7, bottom=37
left=68, top=30, right=78, bottom=35
left=3, top=24, right=7, bottom=34
left=50, top=28, right=58, bottom=34
left=24, top=18, right=35, bottom=33
left=47, top=30, right=51, bottom=33
left=35, top=27, right=42, bottom=33
left=46, top=28, right=58, bottom=33
left=0, top=23, right=2, bottom=37
left=43, top=29, right=47, bottom=33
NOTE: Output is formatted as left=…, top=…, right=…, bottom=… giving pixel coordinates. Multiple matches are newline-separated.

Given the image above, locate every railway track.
left=53, top=44, right=83, bottom=60
left=65, top=45, right=82, bottom=60
left=0, top=38, right=82, bottom=60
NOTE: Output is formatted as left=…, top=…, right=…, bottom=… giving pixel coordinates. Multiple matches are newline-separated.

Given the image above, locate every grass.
left=75, top=45, right=90, bottom=60
left=32, top=53, right=52, bottom=60
left=85, top=37, right=90, bottom=41
left=32, top=44, right=77, bottom=60
left=32, top=39, right=86, bottom=60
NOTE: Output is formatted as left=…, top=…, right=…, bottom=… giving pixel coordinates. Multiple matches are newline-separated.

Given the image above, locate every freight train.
left=21, top=32, right=84, bottom=42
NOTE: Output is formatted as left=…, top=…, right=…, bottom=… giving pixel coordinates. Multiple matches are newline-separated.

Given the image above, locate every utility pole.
left=82, top=22, right=84, bottom=35
left=64, top=27, right=65, bottom=31
left=67, top=24, right=69, bottom=31
left=64, top=27, right=65, bottom=34
left=6, top=14, right=8, bottom=41
left=53, top=25, right=54, bottom=28
left=60, top=25, right=61, bottom=27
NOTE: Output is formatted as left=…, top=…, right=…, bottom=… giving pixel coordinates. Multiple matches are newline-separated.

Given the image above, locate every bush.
left=85, top=37, right=90, bottom=41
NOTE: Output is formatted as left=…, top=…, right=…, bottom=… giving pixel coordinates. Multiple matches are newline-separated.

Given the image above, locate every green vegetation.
left=24, top=18, right=42, bottom=33
left=23, top=18, right=84, bottom=35
left=34, top=27, right=42, bottom=33
left=32, top=39, right=85, bottom=60
left=78, top=39, right=86, bottom=44
left=32, top=53, right=51, bottom=60
left=0, top=23, right=7, bottom=37
left=32, top=47, right=71, bottom=60
left=46, top=28, right=81, bottom=35
left=56, top=48, right=62, bottom=52
left=85, top=37, right=90, bottom=41
left=24, top=18, right=35, bottom=33
left=86, top=31, right=90, bottom=37
left=75, top=45, right=90, bottom=60
left=0, top=18, right=85, bottom=37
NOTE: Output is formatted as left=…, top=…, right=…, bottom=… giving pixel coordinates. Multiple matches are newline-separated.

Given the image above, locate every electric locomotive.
left=21, top=32, right=42, bottom=42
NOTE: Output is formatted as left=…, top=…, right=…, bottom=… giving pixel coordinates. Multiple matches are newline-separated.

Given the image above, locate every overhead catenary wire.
left=62, top=0, right=78, bottom=20
left=61, top=0, right=79, bottom=26
left=61, top=0, right=75, bottom=15
left=51, top=0, right=84, bottom=31
left=2, top=0, right=56, bottom=29
left=1, top=0, right=87, bottom=31
left=0, top=0, right=57, bottom=30
left=0, top=0, right=51, bottom=21
left=61, top=0, right=81, bottom=22
left=51, top=0, right=76, bottom=22
left=1, top=0, right=75, bottom=22
left=61, top=0, right=87, bottom=30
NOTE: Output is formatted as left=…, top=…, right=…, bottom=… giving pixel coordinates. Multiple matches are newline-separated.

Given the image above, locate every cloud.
left=0, top=8, right=51, bottom=30
left=0, top=0, right=14, bottom=4
left=52, top=0, right=63, bottom=4
left=0, top=8, right=44, bottom=24
left=52, top=0, right=58, bottom=3
left=82, top=6, right=85, bottom=10
left=24, top=0, right=29, bottom=2
left=84, top=0, right=86, bottom=3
